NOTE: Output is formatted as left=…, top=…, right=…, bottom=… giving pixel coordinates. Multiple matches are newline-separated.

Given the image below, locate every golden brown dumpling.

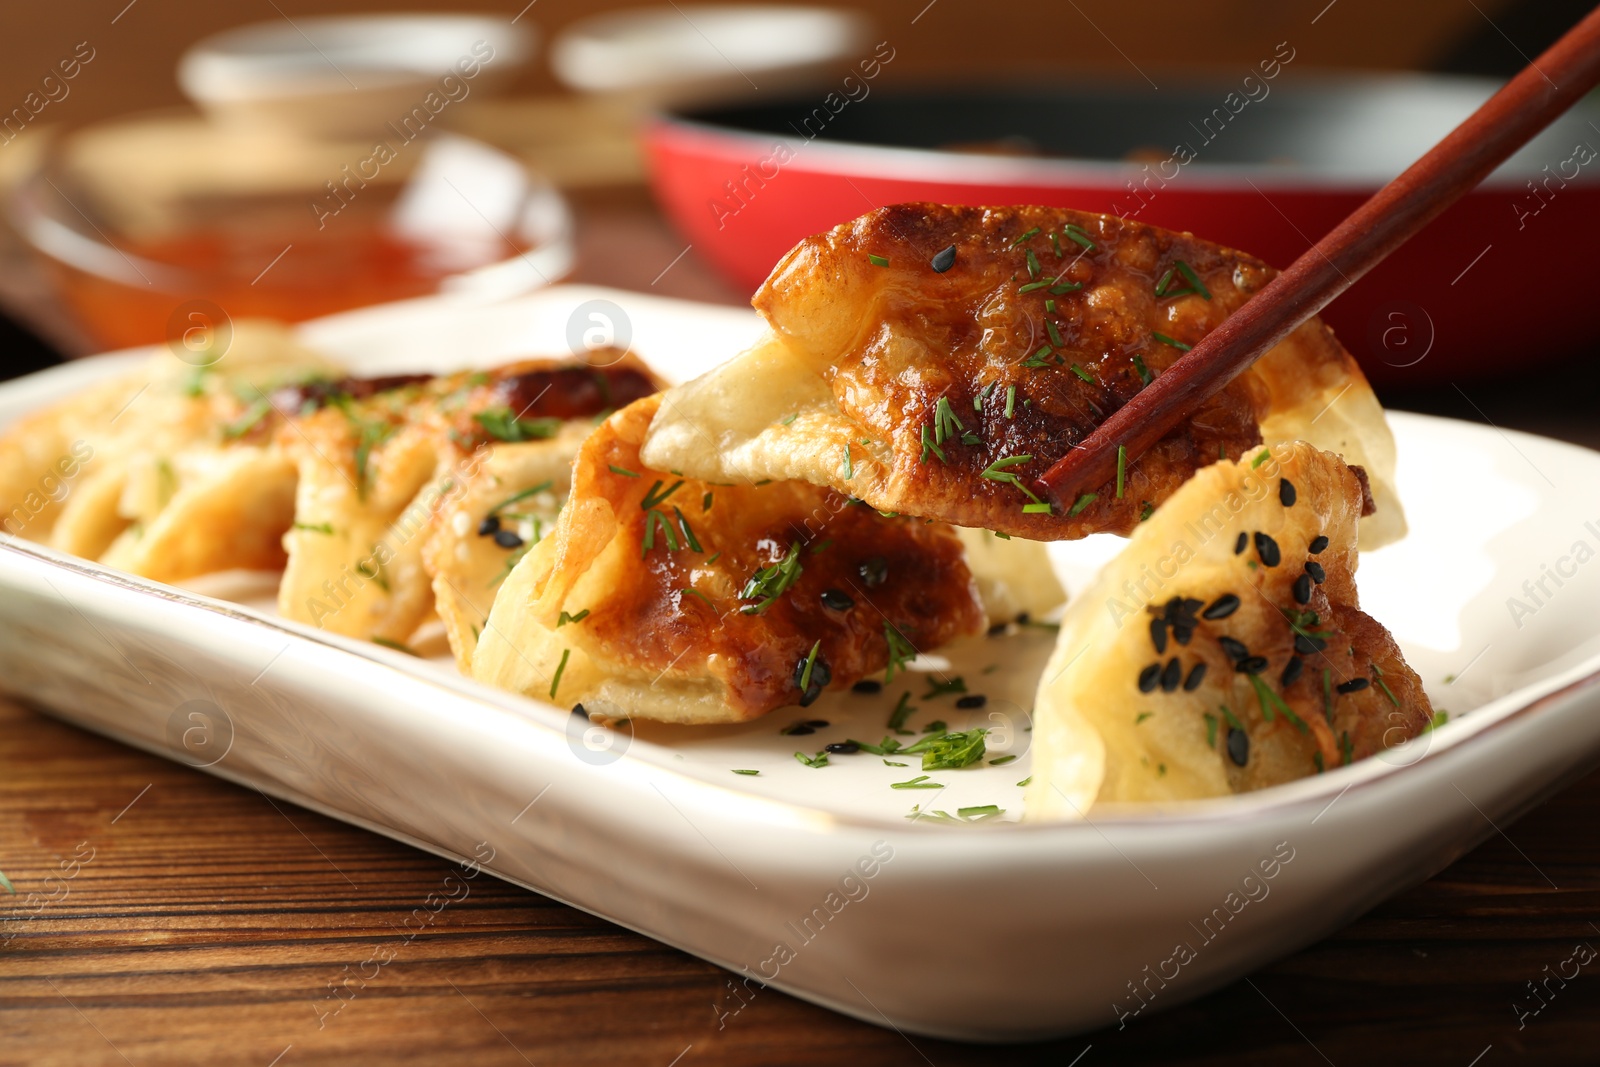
left=473, top=395, right=986, bottom=724
left=642, top=204, right=1402, bottom=546
left=1026, top=441, right=1430, bottom=816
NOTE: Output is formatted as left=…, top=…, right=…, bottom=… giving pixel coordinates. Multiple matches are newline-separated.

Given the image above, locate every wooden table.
left=4, top=188, right=1600, bottom=1066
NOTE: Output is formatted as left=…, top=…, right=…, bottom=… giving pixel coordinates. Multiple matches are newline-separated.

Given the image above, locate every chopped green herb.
left=557, top=609, right=590, bottom=627
left=1371, top=663, right=1400, bottom=707
left=222, top=398, right=272, bottom=439
left=641, top=479, right=684, bottom=509
left=673, top=506, right=703, bottom=552
left=922, top=720, right=947, bottom=734
left=1049, top=281, right=1083, bottom=295
left=680, top=587, right=714, bottom=606
left=1004, top=385, right=1017, bottom=418
left=1115, top=445, right=1128, bottom=499
left=958, top=805, right=1004, bottom=819
left=989, top=754, right=1017, bottom=766
left=1252, top=448, right=1272, bottom=469
left=474, top=408, right=562, bottom=442
left=739, top=542, right=803, bottom=613
left=1063, top=223, right=1096, bottom=250
left=932, top=397, right=967, bottom=447
left=1220, top=704, right=1244, bottom=732
left=917, top=728, right=988, bottom=770
left=1424, top=709, right=1449, bottom=732
left=1204, top=711, right=1219, bottom=749
left=781, top=412, right=798, bottom=425
left=1025, top=248, right=1041, bottom=278
left=980, top=454, right=1045, bottom=505
left=491, top=482, right=554, bottom=516
left=1046, top=319, right=1065, bottom=348
left=884, top=623, right=917, bottom=683
left=799, top=640, right=822, bottom=692
left=641, top=508, right=680, bottom=555
left=550, top=648, right=570, bottom=700
left=1018, top=280, right=1053, bottom=294
left=1016, top=776, right=1033, bottom=787
left=702, top=491, right=713, bottom=511
left=795, top=750, right=830, bottom=768
left=704, top=551, right=721, bottom=565
left=1340, top=730, right=1354, bottom=766
left=919, top=423, right=948, bottom=464
left=293, top=522, right=334, bottom=534
left=1135, top=711, right=1153, bottom=725
left=372, top=636, right=418, bottom=656
left=1313, top=751, right=1325, bottom=773
left=1152, top=332, right=1191, bottom=351
left=1248, top=673, right=1309, bottom=734
left=1022, top=502, right=1053, bottom=514
left=1132, top=353, right=1154, bottom=387
left=1140, top=501, right=1155, bottom=521
left=883, top=759, right=908, bottom=767
left=1067, top=492, right=1097, bottom=517
left=891, top=775, right=942, bottom=789
left=868, top=253, right=890, bottom=267
left=1049, top=232, right=1064, bottom=258
left=732, top=769, right=761, bottom=776
left=888, top=691, right=916, bottom=732
left=922, top=676, right=967, bottom=699
left=1071, top=363, right=1094, bottom=384
left=609, top=464, right=641, bottom=478
left=1011, top=226, right=1041, bottom=246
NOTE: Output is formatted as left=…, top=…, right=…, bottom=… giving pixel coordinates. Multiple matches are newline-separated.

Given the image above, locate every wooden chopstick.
left=1036, top=3, right=1600, bottom=510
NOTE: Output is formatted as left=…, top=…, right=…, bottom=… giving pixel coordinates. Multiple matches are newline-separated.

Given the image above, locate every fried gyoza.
left=277, top=357, right=657, bottom=642
left=473, top=395, right=987, bottom=724
left=422, top=421, right=593, bottom=670
left=642, top=204, right=1403, bottom=546
left=0, top=322, right=338, bottom=578
left=1026, top=442, right=1431, bottom=816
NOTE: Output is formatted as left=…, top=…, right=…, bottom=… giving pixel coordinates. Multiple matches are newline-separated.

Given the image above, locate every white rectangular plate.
left=3, top=285, right=1599, bottom=1041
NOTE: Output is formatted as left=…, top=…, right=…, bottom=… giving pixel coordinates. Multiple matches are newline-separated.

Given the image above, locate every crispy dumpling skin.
left=473, top=394, right=986, bottom=724
left=642, top=204, right=1403, bottom=547
left=0, top=316, right=334, bottom=556
left=278, top=355, right=657, bottom=643
left=423, top=422, right=592, bottom=670
left=1026, top=441, right=1431, bottom=816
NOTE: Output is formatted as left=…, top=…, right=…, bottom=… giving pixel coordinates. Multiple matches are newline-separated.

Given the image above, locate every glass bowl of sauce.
left=9, top=111, right=572, bottom=351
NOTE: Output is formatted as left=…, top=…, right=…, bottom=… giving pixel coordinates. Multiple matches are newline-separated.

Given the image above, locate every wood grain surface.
left=4, top=189, right=1600, bottom=1067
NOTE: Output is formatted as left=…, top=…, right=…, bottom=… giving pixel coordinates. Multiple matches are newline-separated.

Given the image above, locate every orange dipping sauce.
left=49, top=205, right=520, bottom=351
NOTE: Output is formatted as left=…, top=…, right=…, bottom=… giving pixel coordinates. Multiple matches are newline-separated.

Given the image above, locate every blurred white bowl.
left=551, top=5, right=869, bottom=97
left=178, top=14, right=534, bottom=138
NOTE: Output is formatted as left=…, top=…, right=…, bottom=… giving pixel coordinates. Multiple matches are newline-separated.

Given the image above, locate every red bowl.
left=645, top=77, right=1600, bottom=386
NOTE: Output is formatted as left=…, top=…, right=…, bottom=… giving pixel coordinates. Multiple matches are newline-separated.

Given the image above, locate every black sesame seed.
left=1306, top=561, right=1326, bottom=584
left=1293, top=573, right=1313, bottom=604
left=1137, top=664, right=1161, bottom=693
left=1150, top=617, right=1169, bottom=654
left=1309, top=535, right=1329, bottom=554
left=493, top=528, right=525, bottom=549
left=851, top=679, right=882, bottom=694
left=1181, top=597, right=1204, bottom=615
left=955, top=694, right=987, bottom=709
left=859, top=556, right=888, bottom=588
left=1160, top=657, right=1182, bottom=692
left=1279, top=478, right=1297, bottom=506
left=1294, top=633, right=1328, bottom=655
left=805, top=720, right=830, bottom=728
left=1227, top=727, right=1250, bottom=766
left=571, top=703, right=587, bottom=718
left=782, top=724, right=814, bottom=736
left=1183, top=662, right=1208, bottom=691
left=794, top=652, right=832, bottom=706
left=1254, top=531, right=1281, bottom=567
left=1234, top=532, right=1248, bottom=554
left=1280, top=657, right=1304, bottom=687
left=986, top=621, right=1008, bottom=637
left=820, top=588, right=855, bottom=611
left=1236, top=655, right=1269, bottom=674
left=1016, top=612, right=1031, bottom=625
left=1218, top=636, right=1250, bottom=662
left=824, top=741, right=860, bottom=754
left=930, top=244, right=958, bottom=273
left=1171, top=624, right=1194, bottom=646
left=1201, top=594, right=1240, bottom=620
left=1336, top=677, right=1370, bottom=694
left=477, top=514, right=502, bottom=536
